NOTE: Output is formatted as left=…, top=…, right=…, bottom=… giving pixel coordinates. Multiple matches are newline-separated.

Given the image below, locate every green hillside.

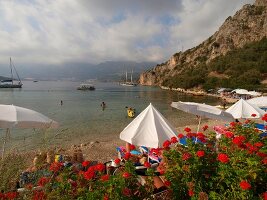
left=162, top=37, right=267, bottom=91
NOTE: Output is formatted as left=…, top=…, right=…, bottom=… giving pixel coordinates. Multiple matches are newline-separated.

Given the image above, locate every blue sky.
left=0, top=0, right=254, bottom=66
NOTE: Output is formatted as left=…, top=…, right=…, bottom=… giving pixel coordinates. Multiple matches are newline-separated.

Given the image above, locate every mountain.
left=4, top=61, right=156, bottom=81
left=140, top=0, right=267, bottom=91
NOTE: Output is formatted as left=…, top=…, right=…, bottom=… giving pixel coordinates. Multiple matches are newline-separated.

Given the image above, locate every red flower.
left=188, top=190, right=194, bottom=197
left=164, top=181, right=171, bottom=187
left=217, top=153, right=229, bottom=163
left=229, top=122, right=236, bottom=127
left=122, top=172, right=131, bottom=178
left=84, top=171, right=95, bottom=180
left=129, top=144, right=135, bottom=150
left=171, top=137, right=178, bottom=144
left=257, top=152, right=267, bottom=158
left=114, top=158, right=121, bottom=164
left=95, top=163, right=105, bottom=172
left=144, top=161, right=151, bottom=168
left=163, top=140, right=171, bottom=149
left=82, top=160, right=90, bottom=167
left=101, top=174, right=110, bottom=181
left=49, top=162, right=63, bottom=172
left=33, top=191, right=45, bottom=200
left=251, top=113, right=257, bottom=117
left=178, top=134, right=184, bottom=139
left=262, top=192, right=267, bottom=200
left=233, top=136, right=246, bottom=146
left=184, top=127, right=191, bottom=132
left=225, top=131, right=234, bottom=138
left=202, top=125, right=208, bottom=131
left=196, top=150, right=205, bottom=158
left=263, top=158, right=267, bottom=165
left=254, top=142, right=264, bottom=148
left=37, top=177, right=50, bottom=187
left=103, top=195, right=109, bottom=200
left=122, top=188, right=131, bottom=197
left=124, top=152, right=131, bottom=160
left=182, top=153, right=192, bottom=161
left=239, top=180, right=251, bottom=190
left=5, top=192, right=18, bottom=199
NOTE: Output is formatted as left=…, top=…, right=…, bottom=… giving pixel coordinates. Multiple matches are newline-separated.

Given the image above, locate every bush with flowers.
left=0, top=116, right=266, bottom=200
left=162, top=119, right=267, bottom=199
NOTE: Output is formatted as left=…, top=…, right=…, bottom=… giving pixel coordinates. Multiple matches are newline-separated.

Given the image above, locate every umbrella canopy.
left=225, top=99, right=265, bottom=119
left=171, top=101, right=234, bottom=122
left=247, top=96, right=267, bottom=108
left=0, top=104, right=59, bottom=128
left=231, top=89, right=249, bottom=95
left=248, top=91, right=262, bottom=96
left=120, top=103, right=177, bottom=148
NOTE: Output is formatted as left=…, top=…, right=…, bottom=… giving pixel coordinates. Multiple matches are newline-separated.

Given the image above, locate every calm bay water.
left=0, top=81, right=220, bottom=151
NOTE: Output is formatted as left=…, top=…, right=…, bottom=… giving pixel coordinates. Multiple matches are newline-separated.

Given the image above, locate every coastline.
left=160, top=86, right=239, bottom=104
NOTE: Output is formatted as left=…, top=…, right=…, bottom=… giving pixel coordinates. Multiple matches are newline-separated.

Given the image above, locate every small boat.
left=0, top=58, right=22, bottom=88
left=33, top=80, right=38, bottom=83
left=77, top=83, right=95, bottom=91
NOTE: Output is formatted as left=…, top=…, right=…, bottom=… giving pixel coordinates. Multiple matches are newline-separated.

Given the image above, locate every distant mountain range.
left=0, top=61, right=156, bottom=82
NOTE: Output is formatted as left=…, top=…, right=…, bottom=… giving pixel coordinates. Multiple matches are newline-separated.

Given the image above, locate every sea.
left=0, top=81, right=221, bottom=151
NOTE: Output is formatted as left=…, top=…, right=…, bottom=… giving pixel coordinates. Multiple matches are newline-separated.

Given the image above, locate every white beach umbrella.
left=247, top=96, right=267, bottom=108
left=225, top=99, right=265, bottom=119
left=171, top=101, right=234, bottom=132
left=232, top=89, right=249, bottom=95
left=248, top=91, right=262, bottom=97
left=120, top=103, right=177, bottom=148
left=0, top=104, right=59, bottom=158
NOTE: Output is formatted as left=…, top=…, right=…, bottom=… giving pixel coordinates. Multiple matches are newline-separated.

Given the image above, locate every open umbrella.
left=171, top=101, right=234, bottom=132
left=225, top=99, right=266, bottom=119
left=0, top=104, right=59, bottom=158
left=120, top=103, right=177, bottom=148
left=247, top=96, right=267, bottom=108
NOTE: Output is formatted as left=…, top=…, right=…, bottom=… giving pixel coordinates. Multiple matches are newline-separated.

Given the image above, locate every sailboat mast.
left=126, top=70, right=128, bottom=82
left=10, top=57, right=13, bottom=85
left=131, top=69, right=133, bottom=83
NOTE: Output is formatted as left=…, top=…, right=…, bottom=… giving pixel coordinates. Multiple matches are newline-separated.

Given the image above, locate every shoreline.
left=160, top=86, right=239, bottom=104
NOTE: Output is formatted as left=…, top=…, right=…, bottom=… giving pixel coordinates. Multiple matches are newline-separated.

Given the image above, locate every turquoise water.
left=0, top=81, right=220, bottom=150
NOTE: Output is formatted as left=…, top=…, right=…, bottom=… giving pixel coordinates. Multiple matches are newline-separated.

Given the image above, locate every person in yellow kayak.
left=126, top=106, right=135, bottom=118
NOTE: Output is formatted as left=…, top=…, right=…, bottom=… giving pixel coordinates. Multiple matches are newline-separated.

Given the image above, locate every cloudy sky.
left=0, top=0, right=254, bottom=67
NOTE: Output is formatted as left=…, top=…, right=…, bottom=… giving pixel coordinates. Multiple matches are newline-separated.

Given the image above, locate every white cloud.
left=0, top=0, right=255, bottom=67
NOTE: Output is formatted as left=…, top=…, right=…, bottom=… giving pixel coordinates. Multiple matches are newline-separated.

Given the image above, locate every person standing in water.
left=101, top=102, right=106, bottom=110
left=60, top=100, right=63, bottom=106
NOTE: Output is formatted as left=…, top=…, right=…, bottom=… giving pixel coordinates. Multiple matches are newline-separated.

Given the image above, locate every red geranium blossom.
left=217, top=153, right=229, bottom=163
left=95, top=163, right=105, bottom=172
left=33, top=191, right=45, bottom=200
left=225, top=131, right=234, bottom=138
left=122, top=188, right=131, bottom=197
left=229, top=122, right=237, bottom=127
left=163, top=140, right=171, bottom=149
left=122, top=172, right=131, bottom=178
left=177, top=133, right=184, bottom=139
left=184, top=127, right=191, bottom=132
left=164, top=180, right=171, bottom=187
left=124, top=152, right=131, bottom=160
left=114, top=158, right=121, bottom=164
left=233, top=135, right=246, bottom=146
left=202, top=125, right=208, bottom=131
left=251, top=113, right=257, bottom=117
left=129, top=144, right=135, bottom=150
left=196, top=150, right=205, bottom=158
left=182, top=153, right=192, bottom=161
left=254, top=142, right=264, bottom=148
left=82, top=160, right=90, bottom=167
left=101, top=174, right=110, bottom=181
left=144, top=161, right=151, bottom=168
left=188, top=190, right=194, bottom=197
left=171, top=136, right=178, bottom=144
left=5, top=192, right=18, bottom=199
left=49, top=162, right=63, bottom=172
left=37, top=177, right=50, bottom=187
left=103, top=195, right=109, bottom=200
left=240, top=180, right=251, bottom=190
left=84, top=171, right=95, bottom=180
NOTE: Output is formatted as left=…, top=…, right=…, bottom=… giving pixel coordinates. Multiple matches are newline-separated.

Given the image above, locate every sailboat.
left=119, top=70, right=137, bottom=87
left=0, top=58, right=23, bottom=88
